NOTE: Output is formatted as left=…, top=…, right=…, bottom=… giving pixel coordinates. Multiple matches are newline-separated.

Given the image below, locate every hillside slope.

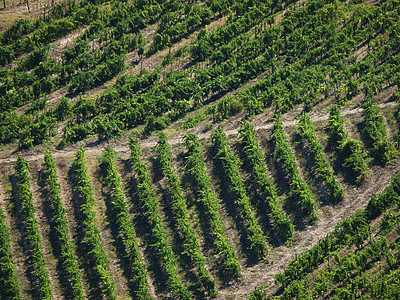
left=1, top=0, right=400, bottom=298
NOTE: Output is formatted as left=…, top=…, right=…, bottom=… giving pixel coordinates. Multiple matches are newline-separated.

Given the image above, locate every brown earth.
left=1, top=89, right=398, bottom=298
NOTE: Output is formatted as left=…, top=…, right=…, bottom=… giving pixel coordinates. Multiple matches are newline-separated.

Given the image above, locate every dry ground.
left=0, top=87, right=399, bottom=298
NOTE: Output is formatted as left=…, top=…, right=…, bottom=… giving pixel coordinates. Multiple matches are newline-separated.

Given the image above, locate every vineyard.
left=1, top=0, right=400, bottom=298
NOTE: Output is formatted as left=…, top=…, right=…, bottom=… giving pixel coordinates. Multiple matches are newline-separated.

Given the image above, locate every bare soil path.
left=216, top=158, right=400, bottom=299
left=0, top=100, right=396, bottom=164
left=0, top=89, right=398, bottom=299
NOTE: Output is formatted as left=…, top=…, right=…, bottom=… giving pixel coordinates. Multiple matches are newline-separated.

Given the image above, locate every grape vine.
left=184, top=133, right=241, bottom=278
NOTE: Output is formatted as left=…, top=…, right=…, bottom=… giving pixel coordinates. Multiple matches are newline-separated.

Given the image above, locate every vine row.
left=328, top=104, right=370, bottom=184
left=71, top=148, right=116, bottom=300
left=238, top=122, right=294, bottom=241
left=296, top=113, right=344, bottom=203
left=0, top=205, right=21, bottom=299
left=129, top=139, right=191, bottom=299
left=100, top=147, right=151, bottom=299
left=156, top=132, right=216, bottom=296
left=272, top=116, right=317, bottom=223
left=184, top=133, right=241, bottom=278
left=362, top=99, right=397, bottom=165
left=15, top=156, right=52, bottom=299
left=211, top=127, right=268, bottom=259
left=44, top=150, right=84, bottom=299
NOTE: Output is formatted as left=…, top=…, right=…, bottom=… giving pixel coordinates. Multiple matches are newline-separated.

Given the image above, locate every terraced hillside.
left=1, top=0, right=400, bottom=298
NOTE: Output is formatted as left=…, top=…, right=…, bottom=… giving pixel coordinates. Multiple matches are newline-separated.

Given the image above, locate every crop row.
left=15, top=157, right=52, bottom=299
left=362, top=99, right=397, bottom=165
left=156, top=132, right=216, bottom=296
left=100, top=147, right=151, bottom=299
left=18, top=0, right=287, bottom=146
left=275, top=235, right=398, bottom=299
left=184, top=133, right=241, bottom=278
left=211, top=127, right=268, bottom=258
left=328, top=104, right=370, bottom=184
left=0, top=205, right=21, bottom=299
left=43, top=150, right=84, bottom=299
left=238, top=122, right=294, bottom=241
left=71, top=148, right=116, bottom=299
left=1, top=0, right=399, bottom=153
left=296, top=113, right=344, bottom=203
left=273, top=171, right=400, bottom=289
left=129, top=139, right=191, bottom=299
left=272, top=116, right=317, bottom=223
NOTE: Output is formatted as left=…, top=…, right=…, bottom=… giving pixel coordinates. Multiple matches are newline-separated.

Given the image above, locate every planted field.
left=1, top=0, right=400, bottom=298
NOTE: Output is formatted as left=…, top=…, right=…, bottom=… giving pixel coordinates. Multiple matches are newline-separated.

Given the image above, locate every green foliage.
left=144, top=115, right=171, bottom=135
left=15, top=157, right=52, bottom=299
left=214, top=97, right=244, bottom=121
left=248, top=285, right=268, bottom=300
left=100, top=147, right=151, bottom=299
left=53, top=97, right=72, bottom=121
left=272, top=171, right=400, bottom=297
left=362, top=99, right=397, bottom=164
left=156, top=132, right=216, bottom=296
left=272, top=116, right=317, bottom=223
left=328, top=105, right=370, bottom=184
left=296, top=113, right=344, bottom=203
left=44, top=150, right=84, bottom=299
left=183, top=133, right=241, bottom=278
left=211, top=127, right=268, bottom=259
left=149, top=2, right=213, bottom=54
left=238, top=121, right=294, bottom=241
left=0, top=206, right=21, bottom=299
left=180, top=113, right=207, bottom=130
left=71, top=148, right=116, bottom=300
left=63, top=121, right=94, bottom=144
left=129, top=139, right=192, bottom=299
left=366, top=173, right=400, bottom=220
left=20, top=47, right=49, bottom=71
left=1, top=0, right=400, bottom=150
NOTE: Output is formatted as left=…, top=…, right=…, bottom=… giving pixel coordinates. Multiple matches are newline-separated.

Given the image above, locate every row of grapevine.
left=0, top=205, right=21, bottom=299
left=2, top=0, right=400, bottom=151
left=214, top=0, right=400, bottom=118
left=210, top=127, right=268, bottom=259
left=238, top=122, right=294, bottom=241
left=129, top=139, right=191, bottom=299
left=43, top=150, right=84, bottom=299
left=183, top=133, right=241, bottom=278
left=150, top=0, right=214, bottom=53
left=296, top=113, right=344, bottom=203
left=362, top=99, right=397, bottom=165
left=156, top=133, right=216, bottom=296
left=273, top=172, right=400, bottom=289
left=15, top=157, right=52, bottom=299
left=191, top=0, right=271, bottom=62
left=275, top=235, right=398, bottom=299
left=328, top=104, right=370, bottom=183
left=99, top=147, right=151, bottom=299
left=29, top=0, right=289, bottom=144
left=272, top=116, right=317, bottom=223
left=71, top=148, right=116, bottom=300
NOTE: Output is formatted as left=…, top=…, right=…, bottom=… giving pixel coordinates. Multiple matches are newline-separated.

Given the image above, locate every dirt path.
left=0, top=95, right=398, bottom=298
left=217, top=157, right=400, bottom=299
left=0, top=100, right=396, bottom=165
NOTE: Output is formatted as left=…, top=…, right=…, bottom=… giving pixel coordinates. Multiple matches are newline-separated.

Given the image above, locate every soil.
left=1, top=90, right=399, bottom=298
left=0, top=97, right=395, bottom=164
left=2, top=1, right=399, bottom=298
